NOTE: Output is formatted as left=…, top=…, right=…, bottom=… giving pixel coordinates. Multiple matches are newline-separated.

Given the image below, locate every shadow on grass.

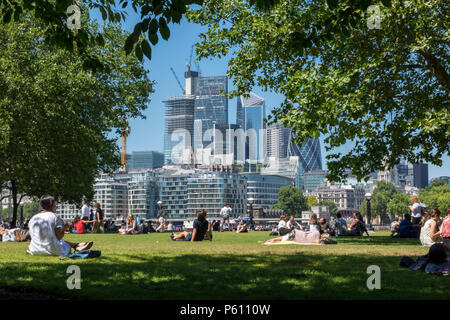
left=1, top=251, right=448, bottom=300
left=337, top=236, right=421, bottom=246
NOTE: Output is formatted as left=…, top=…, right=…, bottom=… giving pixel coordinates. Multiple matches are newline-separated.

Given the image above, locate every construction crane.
left=170, top=67, right=185, bottom=94
left=186, top=44, right=194, bottom=71
left=121, top=115, right=130, bottom=169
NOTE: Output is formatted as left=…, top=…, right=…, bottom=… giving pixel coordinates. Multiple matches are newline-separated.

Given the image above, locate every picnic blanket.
left=264, top=240, right=319, bottom=246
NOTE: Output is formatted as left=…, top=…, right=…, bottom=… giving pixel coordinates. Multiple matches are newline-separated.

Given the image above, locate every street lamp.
left=365, top=192, right=372, bottom=227
left=248, top=199, right=254, bottom=229
left=20, top=203, right=24, bottom=225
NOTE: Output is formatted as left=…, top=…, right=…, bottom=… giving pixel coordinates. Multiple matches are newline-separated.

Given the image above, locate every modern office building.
left=413, top=163, right=429, bottom=189
left=127, top=151, right=164, bottom=171
left=261, top=156, right=302, bottom=187
left=300, top=169, right=329, bottom=191
left=92, top=174, right=129, bottom=218
left=163, top=95, right=196, bottom=164
left=157, top=166, right=196, bottom=219
left=291, top=137, right=323, bottom=172
left=193, top=76, right=228, bottom=152
left=236, top=92, right=266, bottom=163
left=266, top=123, right=291, bottom=159
left=127, top=170, right=160, bottom=218
left=56, top=203, right=80, bottom=221
left=187, top=172, right=247, bottom=218
left=241, top=173, right=293, bottom=209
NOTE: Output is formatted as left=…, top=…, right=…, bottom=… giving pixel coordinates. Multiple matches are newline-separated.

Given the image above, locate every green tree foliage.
left=386, top=192, right=410, bottom=218
left=0, top=0, right=203, bottom=66
left=273, top=186, right=307, bottom=217
left=0, top=14, right=153, bottom=225
left=307, top=195, right=318, bottom=209
left=317, top=200, right=338, bottom=216
left=22, top=199, right=40, bottom=219
left=419, top=184, right=450, bottom=214
left=360, top=181, right=397, bottom=221
left=426, top=179, right=446, bottom=190
left=188, top=0, right=449, bottom=182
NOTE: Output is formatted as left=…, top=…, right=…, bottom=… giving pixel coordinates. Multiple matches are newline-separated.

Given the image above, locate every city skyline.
left=86, top=11, right=449, bottom=179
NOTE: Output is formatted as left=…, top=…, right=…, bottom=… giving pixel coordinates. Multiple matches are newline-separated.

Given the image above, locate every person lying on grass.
left=171, top=209, right=212, bottom=242
left=264, top=228, right=330, bottom=245
left=27, top=195, right=93, bottom=256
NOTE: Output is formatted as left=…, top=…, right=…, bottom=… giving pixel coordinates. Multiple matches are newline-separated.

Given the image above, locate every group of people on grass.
left=13, top=193, right=450, bottom=264
left=266, top=211, right=369, bottom=245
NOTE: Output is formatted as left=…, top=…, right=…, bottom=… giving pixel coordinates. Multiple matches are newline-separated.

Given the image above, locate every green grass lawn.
left=0, top=231, right=448, bottom=299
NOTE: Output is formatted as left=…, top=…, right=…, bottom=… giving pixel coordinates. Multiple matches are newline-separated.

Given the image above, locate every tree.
left=188, top=0, right=449, bottom=182
left=426, top=179, right=446, bottom=190
left=273, top=186, right=307, bottom=217
left=386, top=192, right=410, bottom=218
left=307, top=195, right=318, bottom=209
left=360, top=181, right=397, bottom=222
left=22, top=200, right=40, bottom=219
left=0, top=14, right=153, bottom=226
left=0, top=0, right=203, bottom=66
left=419, top=184, right=450, bottom=214
left=317, top=200, right=338, bottom=216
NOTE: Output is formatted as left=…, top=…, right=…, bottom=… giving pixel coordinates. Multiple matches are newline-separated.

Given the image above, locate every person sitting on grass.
left=286, top=215, right=303, bottom=231
left=392, top=213, right=416, bottom=238
left=334, top=213, right=348, bottom=236
left=72, top=216, right=88, bottom=234
left=27, top=195, right=93, bottom=256
left=119, top=214, right=138, bottom=235
left=390, top=217, right=400, bottom=237
left=319, top=217, right=334, bottom=234
left=277, top=215, right=290, bottom=236
left=171, top=210, right=212, bottom=242
left=308, top=214, right=321, bottom=232
left=236, top=219, right=248, bottom=233
left=340, top=211, right=369, bottom=236
left=420, top=209, right=443, bottom=247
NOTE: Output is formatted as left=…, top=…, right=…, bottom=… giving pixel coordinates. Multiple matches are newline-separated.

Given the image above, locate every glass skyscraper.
left=193, top=76, right=228, bottom=152
left=236, top=92, right=266, bottom=163
left=163, top=96, right=196, bottom=164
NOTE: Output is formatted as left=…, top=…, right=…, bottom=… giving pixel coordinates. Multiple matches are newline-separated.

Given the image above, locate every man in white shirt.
left=409, top=196, right=426, bottom=225
left=220, top=204, right=231, bottom=231
left=81, top=199, right=90, bottom=221
left=28, top=195, right=93, bottom=256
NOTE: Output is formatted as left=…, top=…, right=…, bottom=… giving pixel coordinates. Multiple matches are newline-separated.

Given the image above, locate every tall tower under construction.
left=163, top=68, right=198, bottom=164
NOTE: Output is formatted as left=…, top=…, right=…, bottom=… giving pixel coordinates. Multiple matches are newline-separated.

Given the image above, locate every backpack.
left=69, top=250, right=101, bottom=259
left=441, top=215, right=450, bottom=238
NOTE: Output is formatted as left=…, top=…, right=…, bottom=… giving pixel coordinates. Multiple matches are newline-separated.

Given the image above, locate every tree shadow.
left=338, top=236, right=421, bottom=246
left=1, top=251, right=448, bottom=300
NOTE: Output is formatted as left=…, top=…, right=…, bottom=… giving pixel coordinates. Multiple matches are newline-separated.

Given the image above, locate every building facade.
left=187, top=172, right=247, bottom=218
left=163, top=95, right=196, bottom=164
left=313, top=183, right=365, bottom=211
left=241, top=173, right=293, bottom=209
left=236, top=92, right=266, bottom=163
left=127, top=151, right=164, bottom=171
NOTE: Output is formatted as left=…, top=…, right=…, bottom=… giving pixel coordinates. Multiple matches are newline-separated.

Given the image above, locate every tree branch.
left=418, top=50, right=450, bottom=90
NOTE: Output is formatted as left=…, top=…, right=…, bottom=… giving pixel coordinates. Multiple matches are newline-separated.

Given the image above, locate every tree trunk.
left=11, top=179, right=18, bottom=227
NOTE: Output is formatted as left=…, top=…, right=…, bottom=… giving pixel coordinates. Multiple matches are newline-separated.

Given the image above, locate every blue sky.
left=90, top=9, right=449, bottom=180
